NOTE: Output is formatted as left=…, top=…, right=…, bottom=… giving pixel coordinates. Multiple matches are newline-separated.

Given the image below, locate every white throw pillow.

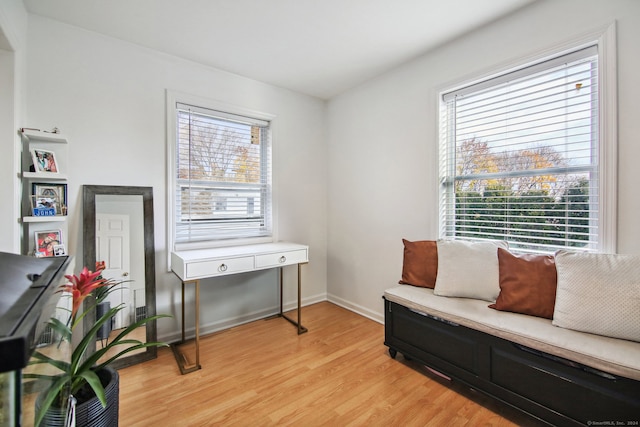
left=434, top=240, right=508, bottom=302
left=552, top=250, right=640, bottom=342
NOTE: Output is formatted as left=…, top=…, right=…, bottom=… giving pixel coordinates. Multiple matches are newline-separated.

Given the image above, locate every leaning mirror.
left=83, top=185, right=157, bottom=369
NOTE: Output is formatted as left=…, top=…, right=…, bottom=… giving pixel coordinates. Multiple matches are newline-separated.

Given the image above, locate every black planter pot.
left=96, top=301, right=113, bottom=341
left=36, top=366, right=119, bottom=427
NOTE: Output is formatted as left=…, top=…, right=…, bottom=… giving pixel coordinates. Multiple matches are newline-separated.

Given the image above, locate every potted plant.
left=25, top=263, right=169, bottom=427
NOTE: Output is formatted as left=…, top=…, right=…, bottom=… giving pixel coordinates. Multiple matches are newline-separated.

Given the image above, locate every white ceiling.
left=23, top=0, right=535, bottom=99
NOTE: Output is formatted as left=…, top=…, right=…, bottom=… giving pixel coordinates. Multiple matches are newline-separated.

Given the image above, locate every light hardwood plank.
left=118, top=302, right=546, bottom=426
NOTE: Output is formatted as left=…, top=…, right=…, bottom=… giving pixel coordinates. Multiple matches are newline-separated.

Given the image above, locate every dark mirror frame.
left=83, top=185, right=157, bottom=369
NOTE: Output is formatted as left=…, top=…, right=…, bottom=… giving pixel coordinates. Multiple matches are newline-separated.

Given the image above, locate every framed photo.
left=34, top=230, right=63, bottom=258
left=30, top=195, right=59, bottom=217
left=53, top=244, right=67, bottom=257
left=32, top=183, right=67, bottom=215
left=30, top=148, right=59, bottom=173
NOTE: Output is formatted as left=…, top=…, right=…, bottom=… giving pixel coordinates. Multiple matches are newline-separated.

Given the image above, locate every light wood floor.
left=118, top=302, right=546, bottom=426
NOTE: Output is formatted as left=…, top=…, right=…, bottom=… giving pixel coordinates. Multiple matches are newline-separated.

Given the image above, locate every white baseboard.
left=327, top=293, right=384, bottom=324
left=160, top=292, right=329, bottom=343
left=282, top=291, right=327, bottom=312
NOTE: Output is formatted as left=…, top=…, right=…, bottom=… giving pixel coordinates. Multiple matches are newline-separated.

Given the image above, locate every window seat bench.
left=383, top=285, right=640, bottom=426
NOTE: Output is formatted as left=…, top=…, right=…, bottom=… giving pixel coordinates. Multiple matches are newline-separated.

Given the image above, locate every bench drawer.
left=390, top=303, right=478, bottom=375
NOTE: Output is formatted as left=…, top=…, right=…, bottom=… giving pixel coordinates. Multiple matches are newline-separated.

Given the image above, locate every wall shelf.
left=22, top=172, right=69, bottom=180
left=20, top=128, right=69, bottom=256
left=20, top=129, right=68, bottom=144
left=22, top=216, right=67, bottom=223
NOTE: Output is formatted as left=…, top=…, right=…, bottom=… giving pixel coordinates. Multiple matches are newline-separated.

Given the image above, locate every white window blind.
left=440, top=46, right=600, bottom=253
left=175, top=102, right=272, bottom=244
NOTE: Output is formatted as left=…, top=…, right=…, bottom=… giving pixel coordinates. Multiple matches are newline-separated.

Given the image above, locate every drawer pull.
left=279, top=256, right=287, bottom=263
left=218, top=263, right=228, bottom=272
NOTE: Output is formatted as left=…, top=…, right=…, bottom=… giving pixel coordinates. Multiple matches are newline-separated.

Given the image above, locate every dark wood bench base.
left=384, top=298, right=640, bottom=426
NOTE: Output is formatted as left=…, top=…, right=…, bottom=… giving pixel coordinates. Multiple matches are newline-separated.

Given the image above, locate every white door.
left=96, top=213, right=132, bottom=329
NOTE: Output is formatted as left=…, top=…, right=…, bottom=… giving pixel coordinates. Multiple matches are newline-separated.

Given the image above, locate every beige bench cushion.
left=384, top=284, right=640, bottom=381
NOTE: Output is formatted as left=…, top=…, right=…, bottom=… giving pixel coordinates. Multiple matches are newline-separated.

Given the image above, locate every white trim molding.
left=597, top=22, right=618, bottom=253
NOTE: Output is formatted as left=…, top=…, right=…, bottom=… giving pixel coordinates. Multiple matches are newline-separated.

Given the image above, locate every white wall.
left=0, top=48, right=17, bottom=252
left=0, top=0, right=28, bottom=254
left=24, top=15, right=328, bottom=341
left=327, top=0, right=640, bottom=322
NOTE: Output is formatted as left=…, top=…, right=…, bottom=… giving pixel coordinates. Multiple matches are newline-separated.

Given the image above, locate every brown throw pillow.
left=489, top=248, right=557, bottom=319
left=399, top=239, right=438, bottom=288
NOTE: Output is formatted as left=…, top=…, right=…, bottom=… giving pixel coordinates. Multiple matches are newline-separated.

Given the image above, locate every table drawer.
left=186, top=256, right=254, bottom=279
left=255, top=249, right=308, bottom=269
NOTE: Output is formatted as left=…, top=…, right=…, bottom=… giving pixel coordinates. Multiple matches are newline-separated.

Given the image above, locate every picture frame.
left=34, top=229, right=63, bottom=258
left=53, top=244, right=67, bottom=257
left=30, top=148, right=59, bottom=173
left=32, top=183, right=68, bottom=215
left=30, top=195, right=59, bottom=217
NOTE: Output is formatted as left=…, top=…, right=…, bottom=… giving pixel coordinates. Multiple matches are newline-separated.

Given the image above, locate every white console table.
left=170, top=242, right=309, bottom=374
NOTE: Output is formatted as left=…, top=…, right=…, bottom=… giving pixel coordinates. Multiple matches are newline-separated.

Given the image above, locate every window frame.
left=438, top=24, right=617, bottom=254
left=166, top=91, right=277, bottom=255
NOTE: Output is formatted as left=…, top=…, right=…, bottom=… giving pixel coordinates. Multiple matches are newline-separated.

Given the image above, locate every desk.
left=170, top=242, right=309, bottom=374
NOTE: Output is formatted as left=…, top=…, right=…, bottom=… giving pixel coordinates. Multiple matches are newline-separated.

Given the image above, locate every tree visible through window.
left=440, top=47, right=600, bottom=253
left=174, top=103, right=272, bottom=244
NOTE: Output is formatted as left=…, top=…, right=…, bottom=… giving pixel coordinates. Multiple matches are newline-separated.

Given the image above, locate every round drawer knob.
left=219, top=263, right=228, bottom=272
left=279, top=256, right=287, bottom=263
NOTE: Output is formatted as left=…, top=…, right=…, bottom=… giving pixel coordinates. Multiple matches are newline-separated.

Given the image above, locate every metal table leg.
left=170, top=279, right=202, bottom=374
left=279, top=263, right=308, bottom=334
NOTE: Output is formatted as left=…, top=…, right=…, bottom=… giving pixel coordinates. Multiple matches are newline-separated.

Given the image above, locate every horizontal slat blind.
left=440, top=47, right=599, bottom=253
left=176, top=103, right=272, bottom=243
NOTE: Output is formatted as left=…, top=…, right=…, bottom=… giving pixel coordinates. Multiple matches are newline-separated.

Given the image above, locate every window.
left=169, top=98, right=273, bottom=249
left=440, top=43, right=614, bottom=254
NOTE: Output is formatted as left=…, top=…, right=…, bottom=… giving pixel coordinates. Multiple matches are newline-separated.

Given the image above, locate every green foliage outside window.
left=454, top=179, right=591, bottom=251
